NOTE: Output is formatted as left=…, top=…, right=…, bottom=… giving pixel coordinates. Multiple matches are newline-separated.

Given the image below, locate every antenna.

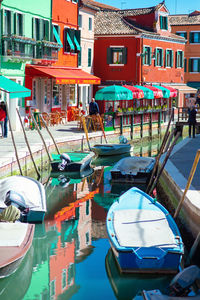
left=121, top=1, right=126, bottom=9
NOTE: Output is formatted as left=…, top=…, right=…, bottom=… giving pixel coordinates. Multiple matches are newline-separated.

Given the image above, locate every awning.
left=0, top=76, right=31, bottom=99
left=134, top=85, right=154, bottom=99
left=144, top=85, right=163, bottom=98
left=162, top=85, right=177, bottom=98
left=123, top=85, right=144, bottom=99
left=170, top=85, right=197, bottom=94
left=53, top=26, right=63, bottom=47
left=67, top=33, right=75, bottom=51
left=74, top=35, right=81, bottom=51
left=26, top=66, right=101, bottom=85
left=187, top=82, right=200, bottom=90
left=152, top=85, right=170, bottom=98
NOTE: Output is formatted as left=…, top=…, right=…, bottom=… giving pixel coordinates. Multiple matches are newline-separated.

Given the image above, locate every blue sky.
left=98, top=0, right=199, bottom=15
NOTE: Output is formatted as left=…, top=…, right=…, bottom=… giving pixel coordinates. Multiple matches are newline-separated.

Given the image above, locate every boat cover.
left=112, top=157, right=155, bottom=175
left=0, top=176, right=45, bottom=210
left=0, top=222, right=28, bottom=247
left=113, top=209, right=177, bottom=248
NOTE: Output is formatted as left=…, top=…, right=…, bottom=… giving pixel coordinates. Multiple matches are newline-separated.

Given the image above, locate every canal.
left=0, top=138, right=199, bottom=300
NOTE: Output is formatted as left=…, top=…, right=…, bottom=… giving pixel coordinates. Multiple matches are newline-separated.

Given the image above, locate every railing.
left=177, top=107, right=200, bottom=123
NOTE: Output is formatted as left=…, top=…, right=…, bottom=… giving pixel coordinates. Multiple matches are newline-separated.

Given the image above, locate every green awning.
left=67, top=33, right=75, bottom=51
left=74, top=35, right=81, bottom=51
left=153, top=85, right=170, bottom=98
left=134, top=85, right=154, bottom=99
left=0, top=76, right=31, bottom=99
left=95, top=85, right=133, bottom=101
left=53, top=26, right=63, bottom=47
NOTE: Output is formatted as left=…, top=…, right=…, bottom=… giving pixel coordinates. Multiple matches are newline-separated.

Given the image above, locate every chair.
left=49, top=112, right=60, bottom=126
left=60, top=110, right=67, bottom=124
left=40, top=112, right=50, bottom=127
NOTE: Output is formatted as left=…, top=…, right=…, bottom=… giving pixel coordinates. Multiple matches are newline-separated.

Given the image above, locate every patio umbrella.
left=134, top=85, right=154, bottom=99
left=123, top=85, right=144, bottom=99
left=95, top=85, right=133, bottom=101
left=162, top=85, right=178, bottom=98
left=152, top=85, right=170, bottom=98
left=144, top=85, right=163, bottom=99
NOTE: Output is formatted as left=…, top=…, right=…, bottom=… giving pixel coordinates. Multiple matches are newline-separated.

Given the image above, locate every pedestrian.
left=188, top=105, right=197, bottom=138
left=89, top=98, right=99, bottom=116
left=0, top=101, right=8, bottom=138
left=0, top=104, right=6, bottom=138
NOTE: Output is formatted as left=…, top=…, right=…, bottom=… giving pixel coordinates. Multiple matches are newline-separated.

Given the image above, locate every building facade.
left=93, top=2, right=194, bottom=107
left=169, top=10, right=200, bottom=103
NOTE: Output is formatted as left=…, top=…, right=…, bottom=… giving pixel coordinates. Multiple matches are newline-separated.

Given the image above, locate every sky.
left=97, top=0, right=199, bottom=15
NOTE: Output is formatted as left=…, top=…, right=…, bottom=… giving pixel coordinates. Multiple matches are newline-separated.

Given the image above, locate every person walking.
left=89, top=98, right=99, bottom=116
left=0, top=104, right=6, bottom=138
left=188, top=105, right=197, bottom=138
left=0, top=102, right=8, bottom=138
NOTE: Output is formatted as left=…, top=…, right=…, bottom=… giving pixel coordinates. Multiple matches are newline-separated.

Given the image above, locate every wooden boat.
left=91, top=143, right=132, bottom=156
left=0, top=175, right=46, bottom=223
left=106, top=187, right=184, bottom=274
left=111, top=156, right=155, bottom=184
left=0, top=222, right=34, bottom=278
left=51, top=151, right=94, bottom=173
left=92, top=152, right=131, bottom=167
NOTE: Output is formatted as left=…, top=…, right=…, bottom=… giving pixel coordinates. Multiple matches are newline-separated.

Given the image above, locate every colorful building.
left=93, top=2, right=191, bottom=107
left=169, top=11, right=200, bottom=104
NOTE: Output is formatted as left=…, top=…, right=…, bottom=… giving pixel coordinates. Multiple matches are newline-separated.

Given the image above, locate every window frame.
left=88, top=17, right=92, bottom=31
left=176, top=31, right=187, bottom=40
left=88, top=47, right=92, bottom=67
left=107, top=46, right=127, bottom=66
left=176, top=50, right=184, bottom=68
left=189, top=31, right=200, bottom=44
left=78, top=14, right=82, bottom=29
left=143, top=46, right=152, bottom=66
left=155, top=47, right=163, bottom=67
left=160, top=15, right=168, bottom=30
left=165, top=49, right=173, bottom=68
left=189, top=57, right=200, bottom=73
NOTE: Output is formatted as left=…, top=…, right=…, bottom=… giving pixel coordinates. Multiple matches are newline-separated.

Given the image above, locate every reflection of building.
left=170, top=11, right=200, bottom=103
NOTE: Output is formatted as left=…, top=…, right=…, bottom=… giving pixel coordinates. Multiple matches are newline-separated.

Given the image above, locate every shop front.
left=25, top=65, right=101, bottom=120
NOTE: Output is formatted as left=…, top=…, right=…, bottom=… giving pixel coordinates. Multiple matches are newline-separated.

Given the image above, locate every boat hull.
left=91, top=144, right=132, bottom=156
left=106, top=187, right=183, bottom=274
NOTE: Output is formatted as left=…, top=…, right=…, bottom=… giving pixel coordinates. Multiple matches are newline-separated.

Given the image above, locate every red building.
left=25, top=0, right=100, bottom=118
left=94, top=2, right=189, bottom=107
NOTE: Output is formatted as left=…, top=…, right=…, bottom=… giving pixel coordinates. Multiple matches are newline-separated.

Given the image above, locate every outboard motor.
left=119, top=135, right=128, bottom=144
left=58, top=175, right=70, bottom=188
left=5, top=190, right=28, bottom=212
left=169, top=265, right=200, bottom=296
left=58, top=153, right=71, bottom=171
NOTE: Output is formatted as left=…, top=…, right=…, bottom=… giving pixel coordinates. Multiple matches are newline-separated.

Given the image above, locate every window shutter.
left=78, top=47, right=82, bottom=66
left=149, top=47, right=152, bottom=65
left=142, top=47, right=145, bottom=65
left=88, top=48, right=91, bottom=67
left=166, top=17, right=168, bottom=30
left=198, top=32, right=200, bottom=43
left=44, top=20, right=49, bottom=40
left=188, top=58, right=192, bottom=72
left=122, top=47, right=127, bottom=64
left=184, top=32, right=187, bottom=40
left=69, top=28, right=75, bottom=51
left=32, top=17, right=35, bottom=39
left=161, top=49, right=163, bottom=66
left=160, top=16, right=163, bottom=29
left=165, top=50, right=167, bottom=67
left=184, top=58, right=187, bottom=72
left=155, top=48, right=157, bottom=66
left=171, top=50, right=174, bottom=67
left=22, top=14, right=25, bottom=36
left=14, top=12, right=17, bottom=34
left=39, top=19, right=43, bottom=40
left=10, top=11, right=14, bottom=34
left=1, top=9, right=5, bottom=35
left=189, top=32, right=193, bottom=43
left=107, top=47, right=111, bottom=64
left=198, top=59, right=200, bottom=72
left=175, top=51, right=178, bottom=68
left=181, top=51, right=184, bottom=68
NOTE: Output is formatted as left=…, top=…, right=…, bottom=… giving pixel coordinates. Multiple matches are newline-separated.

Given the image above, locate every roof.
left=80, top=0, right=118, bottom=11
left=95, top=3, right=185, bottom=41
left=169, top=12, right=200, bottom=26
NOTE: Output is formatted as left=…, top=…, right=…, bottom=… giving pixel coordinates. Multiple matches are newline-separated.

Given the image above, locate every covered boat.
left=0, top=175, right=46, bottom=223
left=111, top=156, right=155, bottom=183
left=91, top=143, right=132, bottom=156
left=51, top=151, right=94, bottom=173
left=106, top=187, right=184, bottom=274
left=0, top=222, right=34, bottom=278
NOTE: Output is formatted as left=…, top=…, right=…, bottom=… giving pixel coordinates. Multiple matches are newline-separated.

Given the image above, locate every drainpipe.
left=0, top=0, right=3, bottom=75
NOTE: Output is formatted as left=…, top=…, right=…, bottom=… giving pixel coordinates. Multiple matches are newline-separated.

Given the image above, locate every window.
left=3, top=9, right=12, bottom=35
left=14, top=13, right=24, bottom=36
left=184, top=58, right=187, bottom=72
left=143, top=46, right=151, bottom=65
left=176, top=31, right=187, bottom=39
left=32, top=18, right=49, bottom=40
left=78, top=15, right=82, bottom=28
left=52, top=82, right=59, bottom=106
left=64, top=28, right=80, bottom=53
left=176, top=50, right=184, bottom=68
left=88, top=48, right=92, bottom=67
left=107, top=47, right=127, bottom=65
left=189, top=32, right=200, bottom=43
left=189, top=58, right=200, bottom=72
left=62, top=269, right=67, bottom=290
left=165, top=49, right=173, bottom=67
left=78, top=47, right=81, bottom=66
left=160, top=16, right=168, bottom=30
left=89, top=17, right=92, bottom=31
left=155, top=48, right=163, bottom=67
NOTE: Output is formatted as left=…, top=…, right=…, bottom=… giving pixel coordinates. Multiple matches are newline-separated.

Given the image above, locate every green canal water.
left=0, top=139, right=198, bottom=300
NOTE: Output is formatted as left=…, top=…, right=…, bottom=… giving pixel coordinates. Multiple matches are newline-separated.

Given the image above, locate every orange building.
left=169, top=11, right=200, bottom=105
left=93, top=2, right=192, bottom=107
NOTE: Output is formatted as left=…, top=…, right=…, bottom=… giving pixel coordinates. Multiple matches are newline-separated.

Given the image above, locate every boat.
left=111, top=156, right=155, bottom=184
left=105, top=248, right=172, bottom=300
left=0, top=222, right=34, bottom=278
left=137, top=265, right=200, bottom=300
left=0, top=175, right=46, bottom=223
left=91, top=143, right=132, bottom=156
left=92, top=152, right=131, bottom=167
left=106, top=187, right=184, bottom=274
left=51, top=151, right=94, bottom=173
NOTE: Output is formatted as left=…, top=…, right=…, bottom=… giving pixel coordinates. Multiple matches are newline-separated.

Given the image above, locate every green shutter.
left=44, top=20, right=49, bottom=40
left=155, top=48, right=158, bottom=66
left=122, top=47, right=127, bottom=64
left=166, top=17, right=168, bottom=30
left=22, top=14, right=25, bottom=36
left=78, top=47, right=82, bottom=66
left=107, top=47, right=111, bottom=64
left=10, top=11, right=14, bottom=34
left=175, top=51, right=178, bottom=68
left=68, top=28, right=75, bottom=51
left=198, top=59, right=200, bottom=72
left=1, top=9, right=5, bottom=35
left=74, top=30, right=81, bottom=52
left=171, top=50, right=174, bottom=67
left=142, top=47, right=145, bottom=65
left=39, top=19, right=43, bottom=40
left=161, top=49, right=163, bottom=66
left=181, top=51, right=184, bottom=68
left=160, top=16, right=163, bottom=29
left=88, top=48, right=91, bottom=67
left=184, top=32, right=187, bottom=39
left=189, top=32, right=193, bottom=43
left=149, top=47, right=152, bottom=65
left=189, top=58, right=192, bottom=72
left=13, top=12, right=17, bottom=34
left=67, top=30, right=75, bottom=51
left=184, top=58, right=187, bottom=72
left=198, top=33, right=200, bottom=43
left=165, top=49, right=168, bottom=67
left=32, top=17, right=35, bottom=39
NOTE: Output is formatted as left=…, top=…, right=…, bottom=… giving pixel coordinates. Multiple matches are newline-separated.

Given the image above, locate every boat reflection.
left=105, top=248, right=173, bottom=300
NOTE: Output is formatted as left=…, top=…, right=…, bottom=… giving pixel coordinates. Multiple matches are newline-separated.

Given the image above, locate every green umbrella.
left=95, top=85, right=133, bottom=101
left=153, top=85, right=170, bottom=98
left=134, top=85, right=154, bottom=99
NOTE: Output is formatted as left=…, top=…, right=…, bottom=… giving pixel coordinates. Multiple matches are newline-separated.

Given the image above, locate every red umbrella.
left=123, top=85, right=144, bottom=99
left=162, top=85, right=178, bottom=98
left=144, top=85, right=163, bottom=98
